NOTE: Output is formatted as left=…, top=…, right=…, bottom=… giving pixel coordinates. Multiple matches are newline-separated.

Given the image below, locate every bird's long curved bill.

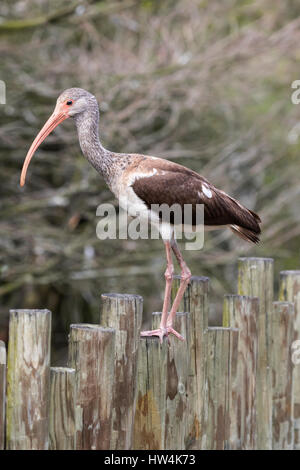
left=20, top=110, right=68, bottom=186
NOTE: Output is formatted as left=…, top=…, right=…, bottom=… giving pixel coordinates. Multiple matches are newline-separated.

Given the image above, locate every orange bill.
left=20, top=103, right=69, bottom=186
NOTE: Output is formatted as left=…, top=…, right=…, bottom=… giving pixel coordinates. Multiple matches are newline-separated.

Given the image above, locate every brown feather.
left=230, top=225, right=260, bottom=244
left=130, top=156, right=261, bottom=243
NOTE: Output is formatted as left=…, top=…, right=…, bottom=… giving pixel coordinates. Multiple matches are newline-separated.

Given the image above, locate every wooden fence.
left=0, top=257, right=299, bottom=450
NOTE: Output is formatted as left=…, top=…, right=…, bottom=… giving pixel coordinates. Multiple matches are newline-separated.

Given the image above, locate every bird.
left=20, top=88, right=261, bottom=342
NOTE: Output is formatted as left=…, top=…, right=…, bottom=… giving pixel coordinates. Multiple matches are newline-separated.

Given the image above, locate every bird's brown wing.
left=131, top=164, right=261, bottom=240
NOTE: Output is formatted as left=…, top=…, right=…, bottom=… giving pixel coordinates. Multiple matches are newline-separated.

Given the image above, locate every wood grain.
left=204, top=327, right=239, bottom=450
left=238, top=257, right=273, bottom=449
left=6, top=309, right=51, bottom=450
left=68, top=324, right=115, bottom=450
left=171, top=275, right=209, bottom=449
left=100, top=293, right=143, bottom=450
left=279, top=271, right=300, bottom=449
left=0, top=341, right=6, bottom=450
left=49, top=367, right=76, bottom=450
left=152, top=311, right=189, bottom=449
left=223, top=295, right=258, bottom=449
left=271, top=301, right=294, bottom=449
left=133, top=336, right=168, bottom=450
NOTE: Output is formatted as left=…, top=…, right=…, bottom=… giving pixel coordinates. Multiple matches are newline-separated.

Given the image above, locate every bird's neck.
left=74, top=108, right=115, bottom=185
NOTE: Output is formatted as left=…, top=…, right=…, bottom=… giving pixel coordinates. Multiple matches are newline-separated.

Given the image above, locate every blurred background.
left=1, top=0, right=300, bottom=364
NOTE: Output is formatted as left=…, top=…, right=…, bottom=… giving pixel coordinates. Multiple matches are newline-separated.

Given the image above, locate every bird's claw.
left=140, top=326, right=184, bottom=344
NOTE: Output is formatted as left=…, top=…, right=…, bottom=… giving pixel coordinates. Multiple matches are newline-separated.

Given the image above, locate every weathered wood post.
left=0, top=341, right=6, bottom=450
left=6, top=309, right=51, bottom=450
left=68, top=324, right=115, bottom=450
left=100, top=293, right=143, bottom=450
left=271, top=301, right=294, bottom=449
left=279, top=271, right=300, bottom=449
left=223, top=295, right=258, bottom=449
left=204, top=327, right=239, bottom=450
left=238, top=257, right=274, bottom=449
left=49, top=367, right=76, bottom=450
left=133, top=336, right=168, bottom=450
left=171, top=275, right=209, bottom=449
left=152, top=311, right=189, bottom=450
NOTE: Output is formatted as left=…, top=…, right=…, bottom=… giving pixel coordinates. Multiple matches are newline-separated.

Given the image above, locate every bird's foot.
left=140, top=326, right=184, bottom=344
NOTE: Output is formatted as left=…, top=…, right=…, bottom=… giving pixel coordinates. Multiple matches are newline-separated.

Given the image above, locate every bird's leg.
left=160, top=240, right=174, bottom=329
left=166, top=239, right=191, bottom=334
left=140, top=241, right=173, bottom=342
left=141, top=241, right=179, bottom=343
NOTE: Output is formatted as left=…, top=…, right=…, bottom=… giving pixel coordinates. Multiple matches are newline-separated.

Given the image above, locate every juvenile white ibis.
left=20, top=88, right=261, bottom=342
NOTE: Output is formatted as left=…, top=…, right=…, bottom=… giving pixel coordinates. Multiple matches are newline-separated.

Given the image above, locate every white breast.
left=118, top=168, right=175, bottom=239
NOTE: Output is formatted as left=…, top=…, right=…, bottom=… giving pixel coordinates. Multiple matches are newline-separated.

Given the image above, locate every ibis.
left=20, top=88, right=261, bottom=342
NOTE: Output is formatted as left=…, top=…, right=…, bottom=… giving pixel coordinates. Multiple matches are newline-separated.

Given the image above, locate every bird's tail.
left=222, top=192, right=261, bottom=244
left=230, top=223, right=260, bottom=244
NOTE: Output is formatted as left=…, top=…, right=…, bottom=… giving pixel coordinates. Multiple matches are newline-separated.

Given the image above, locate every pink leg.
left=141, top=241, right=183, bottom=343
left=166, top=239, right=191, bottom=331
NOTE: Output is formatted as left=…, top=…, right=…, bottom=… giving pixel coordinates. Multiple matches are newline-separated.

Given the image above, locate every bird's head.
left=20, top=88, right=97, bottom=187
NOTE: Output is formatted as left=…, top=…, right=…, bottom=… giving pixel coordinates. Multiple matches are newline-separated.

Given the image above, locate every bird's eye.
left=66, top=100, right=73, bottom=106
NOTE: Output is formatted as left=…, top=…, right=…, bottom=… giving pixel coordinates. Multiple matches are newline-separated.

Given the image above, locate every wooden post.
left=133, top=336, right=168, bottom=450
left=152, top=311, right=189, bottom=450
left=238, top=257, right=273, bottom=449
left=279, top=271, right=300, bottom=449
left=49, top=367, right=76, bottom=450
left=0, top=341, right=6, bottom=450
left=100, top=293, right=143, bottom=450
left=227, top=323, right=240, bottom=450
left=223, top=295, right=258, bottom=449
left=68, top=324, right=115, bottom=450
left=171, top=275, right=209, bottom=449
left=6, top=309, right=51, bottom=450
left=271, top=301, right=294, bottom=449
left=204, top=327, right=239, bottom=450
